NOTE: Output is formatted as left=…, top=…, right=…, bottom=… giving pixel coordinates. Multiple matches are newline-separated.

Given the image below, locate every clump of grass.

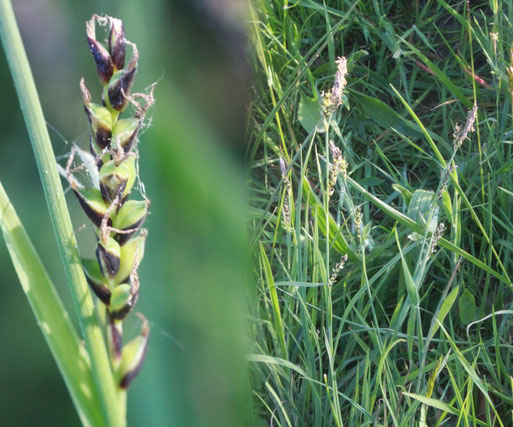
left=248, top=0, right=513, bottom=425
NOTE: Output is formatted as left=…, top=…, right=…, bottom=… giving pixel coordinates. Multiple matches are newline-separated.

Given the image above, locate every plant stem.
left=0, top=1, right=124, bottom=425
left=0, top=181, right=104, bottom=427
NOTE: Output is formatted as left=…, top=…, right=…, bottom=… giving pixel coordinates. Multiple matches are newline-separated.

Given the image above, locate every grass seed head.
left=329, top=254, right=348, bottom=286
left=68, top=14, right=154, bottom=390
left=328, top=140, right=347, bottom=196
left=322, top=56, right=348, bottom=117
left=453, top=104, right=477, bottom=149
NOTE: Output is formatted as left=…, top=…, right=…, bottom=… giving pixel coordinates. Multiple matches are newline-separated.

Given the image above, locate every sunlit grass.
left=248, top=0, right=513, bottom=424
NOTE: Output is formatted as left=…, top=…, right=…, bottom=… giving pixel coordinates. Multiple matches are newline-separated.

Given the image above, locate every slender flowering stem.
left=0, top=1, right=124, bottom=425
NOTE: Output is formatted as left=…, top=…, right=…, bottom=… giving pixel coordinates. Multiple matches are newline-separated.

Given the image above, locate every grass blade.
left=437, top=321, right=503, bottom=426
left=430, top=286, right=459, bottom=340
left=403, top=392, right=458, bottom=415
left=260, top=242, right=288, bottom=359
left=0, top=181, right=103, bottom=427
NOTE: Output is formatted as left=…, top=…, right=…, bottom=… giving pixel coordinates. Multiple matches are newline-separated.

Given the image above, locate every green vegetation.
left=0, top=2, right=124, bottom=425
left=5, top=0, right=513, bottom=425
left=0, top=3, right=250, bottom=426
left=248, top=0, right=513, bottom=424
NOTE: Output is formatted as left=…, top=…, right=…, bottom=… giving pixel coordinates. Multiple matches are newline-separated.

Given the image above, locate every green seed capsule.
left=89, top=136, right=112, bottom=169
left=110, top=284, right=132, bottom=313
left=108, top=18, right=126, bottom=70
left=82, top=258, right=111, bottom=304
left=87, top=36, right=113, bottom=85
left=110, top=283, right=138, bottom=320
left=99, top=156, right=136, bottom=204
left=84, top=103, right=113, bottom=149
left=73, top=188, right=109, bottom=227
left=119, top=315, right=149, bottom=389
left=114, top=232, right=146, bottom=285
left=113, top=200, right=150, bottom=245
left=97, top=237, right=121, bottom=279
left=105, top=67, right=136, bottom=112
left=111, top=118, right=140, bottom=153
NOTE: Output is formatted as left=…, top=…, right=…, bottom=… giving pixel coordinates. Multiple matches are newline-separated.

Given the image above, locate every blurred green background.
left=0, top=0, right=252, bottom=425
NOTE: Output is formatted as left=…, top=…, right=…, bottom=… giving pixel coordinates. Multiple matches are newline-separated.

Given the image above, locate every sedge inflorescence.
left=66, top=14, right=154, bottom=389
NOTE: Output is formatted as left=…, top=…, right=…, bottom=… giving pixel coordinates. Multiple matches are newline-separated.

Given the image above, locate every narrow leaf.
left=0, top=182, right=103, bottom=427
left=259, top=243, right=287, bottom=358
left=403, top=392, right=457, bottom=415
left=430, top=286, right=459, bottom=339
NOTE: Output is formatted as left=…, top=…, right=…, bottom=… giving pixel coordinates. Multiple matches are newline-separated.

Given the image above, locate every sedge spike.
left=67, top=14, right=154, bottom=390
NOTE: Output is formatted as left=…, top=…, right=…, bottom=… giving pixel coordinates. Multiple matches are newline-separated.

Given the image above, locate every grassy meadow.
left=248, top=0, right=513, bottom=425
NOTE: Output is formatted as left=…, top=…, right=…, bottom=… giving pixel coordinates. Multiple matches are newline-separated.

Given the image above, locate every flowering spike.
left=322, top=56, right=348, bottom=116
left=70, top=14, right=154, bottom=390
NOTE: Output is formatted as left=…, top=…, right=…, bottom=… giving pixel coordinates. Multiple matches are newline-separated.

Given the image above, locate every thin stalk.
left=323, top=116, right=342, bottom=425
left=0, top=181, right=103, bottom=427
left=0, top=1, right=124, bottom=425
